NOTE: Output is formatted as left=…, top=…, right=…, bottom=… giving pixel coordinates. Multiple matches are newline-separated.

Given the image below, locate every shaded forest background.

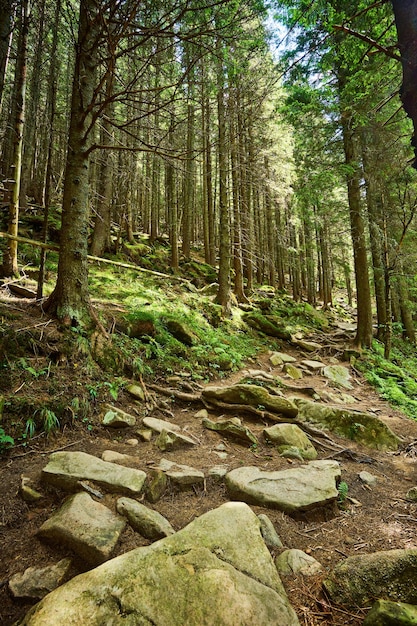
left=1, top=0, right=417, bottom=356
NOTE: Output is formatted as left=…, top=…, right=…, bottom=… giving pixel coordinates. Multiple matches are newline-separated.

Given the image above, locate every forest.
left=1, top=0, right=416, bottom=352
left=2, top=1, right=417, bottom=625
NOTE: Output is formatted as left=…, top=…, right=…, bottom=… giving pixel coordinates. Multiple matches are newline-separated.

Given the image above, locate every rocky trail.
left=2, top=313, right=417, bottom=625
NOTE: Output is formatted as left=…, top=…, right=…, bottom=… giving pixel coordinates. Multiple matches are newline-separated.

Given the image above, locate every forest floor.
left=1, top=294, right=417, bottom=625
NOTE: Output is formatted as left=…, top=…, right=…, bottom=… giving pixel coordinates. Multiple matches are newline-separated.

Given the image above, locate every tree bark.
left=45, top=0, right=99, bottom=325
left=2, top=0, right=29, bottom=278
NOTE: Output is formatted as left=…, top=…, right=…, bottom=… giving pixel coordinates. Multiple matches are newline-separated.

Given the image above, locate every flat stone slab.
left=323, top=365, right=353, bottom=390
left=9, top=558, right=72, bottom=599
left=225, top=461, right=341, bottom=513
left=269, top=352, right=297, bottom=366
left=142, top=416, right=181, bottom=433
left=157, top=458, right=204, bottom=487
left=37, top=492, right=126, bottom=565
left=301, top=360, right=325, bottom=371
left=116, top=497, right=175, bottom=540
left=41, top=451, right=146, bottom=496
left=21, top=502, right=299, bottom=626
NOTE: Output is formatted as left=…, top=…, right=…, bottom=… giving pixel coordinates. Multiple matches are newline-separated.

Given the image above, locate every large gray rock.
left=323, top=364, right=353, bottom=390
left=324, top=549, right=417, bottom=606
left=37, top=492, right=126, bottom=565
left=41, top=451, right=147, bottom=496
left=297, top=400, right=400, bottom=451
left=263, top=423, right=317, bottom=460
left=18, top=502, right=299, bottom=626
left=9, top=558, right=72, bottom=599
left=116, top=497, right=175, bottom=540
left=202, top=384, right=298, bottom=418
left=225, top=461, right=341, bottom=513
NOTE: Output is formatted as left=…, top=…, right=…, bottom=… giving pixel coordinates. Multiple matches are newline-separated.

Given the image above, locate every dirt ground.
left=1, top=297, right=417, bottom=625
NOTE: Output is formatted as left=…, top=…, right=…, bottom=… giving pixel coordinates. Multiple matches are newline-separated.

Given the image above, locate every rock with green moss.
left=41, top=451, right=146, bottom=496
left=19, top=502, right=299, bottom=626
left=324, top=549, right=417, bottom=606
left=102, top=405, right=136, bottom=428
left=125, top=384, right=145, bottom=401
left=37, top=492, right=126, bottom=565
left=165, top=318, right=198, bottom=346
left=269, top=352, right=297, bottom=366
left=202, top=416, right=258, bottom=445
left=263, top=423, right=317, bottom=460
left=283, top=363, right=303, bottom=380
left=242, top=312, right=292, bottom=340
left=116, top=497, right=175, bottom=540
left=225, top=461, right=340, bottom=512
left=323, top=364, right=353, bottom=390
left=202, top=384, right=298, bottom=418
left=363, top=599, right=417, bottom=625
left=297, top=400, right=399, bottom=451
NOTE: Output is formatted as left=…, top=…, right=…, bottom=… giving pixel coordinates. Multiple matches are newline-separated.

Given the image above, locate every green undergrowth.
left=357, top=339, right=417, bottom=419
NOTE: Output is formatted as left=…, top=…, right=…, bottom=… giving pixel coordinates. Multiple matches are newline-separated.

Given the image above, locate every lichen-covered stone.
left=324, top=549, right=417, bottom=606
left=363, top=599, right=417, bottom=625
left=41, top=451, right=146, bottom=496
left=263, top=423, right=317, bottom=460
left=37, top=493, right=126, bottom=565
left=18, top=502, right=299, bottom=626
left=297, top=400, right=400, bottom=451
left=202, top=384, right=298, bottom=418
left=225, top=461, right=340, bottom=512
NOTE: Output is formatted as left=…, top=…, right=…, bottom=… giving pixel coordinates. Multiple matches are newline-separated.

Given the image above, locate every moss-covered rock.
left=324, top=550, right=417, bottom=606
left=202, top=384, right=298, bottom=418
left=363, top=599, right=417, bottom=625
left=242, top=312, right=292, bottom=340
left=297, top=400, right=399, bottom=451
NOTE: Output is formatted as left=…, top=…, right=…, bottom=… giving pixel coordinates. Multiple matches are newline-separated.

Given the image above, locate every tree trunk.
left=0, top=0, right=13, bottom=116
left=2, top=0, right=29, bottom=278
left=391, top=0, right=417, bottom=167
left=214, top=37, right=231, bottom=313
left=340, top=105, right=373, bottom=347
left=45, top=0, right=98, bottom=326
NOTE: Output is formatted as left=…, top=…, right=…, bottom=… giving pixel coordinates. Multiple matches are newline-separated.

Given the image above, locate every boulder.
left=18, top=502, right=299, bottom=626
left=41, top=451, right=146, bottom=496
left=275, top=549, right=323, bottom=576
left=37, top=492, right=126, bottom=565
left=101, top=450, right=137, bottom=466
left=142, top=416, right=181, bottom=434
left=301, top=359, right=325, bottom=371
left=324, top=549, right=417, bottom=606
left=116, top=497, right=175, bottom=540
left=225, top=461, right=341, bottom=513
left=202, top=384, right=298, bottom=418
left=9, top=558, right=72, bottom=600
left=297, top=400, right=400, bottom=451
left=242, top=312, right=292, bottom=340
left=202, top=416, right=258, bottom=445
left=363, top=599, right=417, bottom=625
left=263, top=423, right=317, bottom=461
